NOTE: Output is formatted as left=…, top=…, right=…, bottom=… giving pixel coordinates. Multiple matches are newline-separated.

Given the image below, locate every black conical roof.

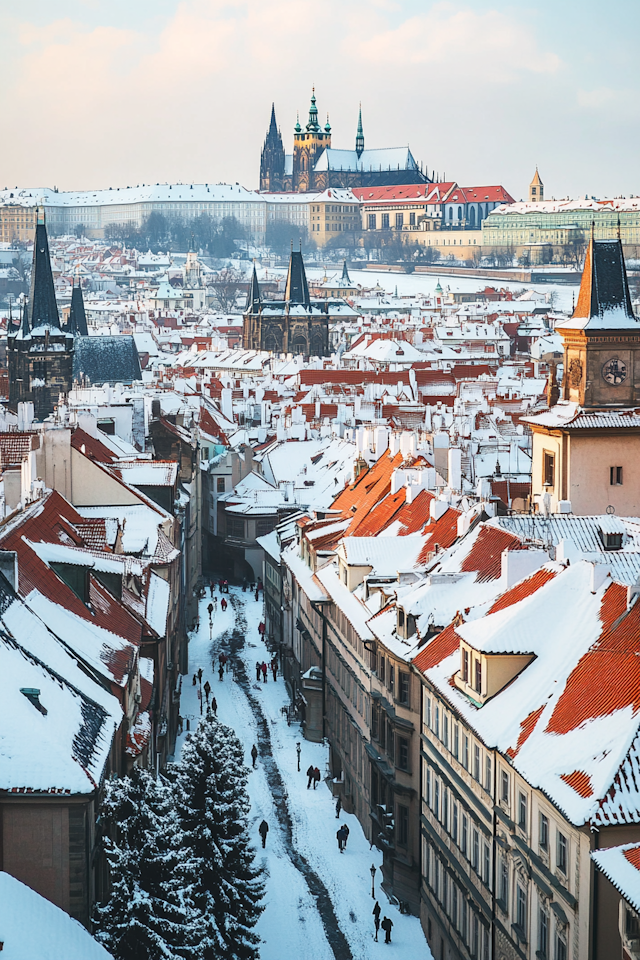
left=246, top=264, right=261, bottom=311
left=68, top=280, right=89, bottom=336
left=284, top=250, right=310, bottom=306
left=27, top=217, right=60, bottom=330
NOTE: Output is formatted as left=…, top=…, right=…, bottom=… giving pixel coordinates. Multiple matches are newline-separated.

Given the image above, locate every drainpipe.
left=491, top=748, right=497, bottom=960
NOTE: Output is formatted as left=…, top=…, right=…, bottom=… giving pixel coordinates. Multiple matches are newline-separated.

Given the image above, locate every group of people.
left=191, top=668, right=218, bottom=715
left=372, top=901, right=393, bottom=943
left=306, top=764, right=322, bottom=789
left=255, top=658, right=277, bottom=682
left=336, top=823, right=350, bottom=852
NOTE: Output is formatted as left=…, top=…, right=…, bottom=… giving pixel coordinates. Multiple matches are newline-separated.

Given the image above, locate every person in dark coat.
left=313, top=767, right=321, bottom=789
left=255, top=588, right=260, bottom=601
left=203, top=680, right=211, bottom=704
left=341, top=823, right=350, bottom=849
left=335, top=796, right=342, bottom=818
left=221, top=598, right=227, bottom=612
left=337, top=825, right=348, bottom=852
left=381, top=917, right=393, bottom=944
left=271, top=657, right=278, bottom=681
left=258, top=820, right=269, bottom=848
left=306, top=764, right=315, bottom=789
left=373, top=901, right=381, bottom=941
left=192, top=674, right=197, bottom=686
left=261, top=661, right=267, bottom=682
left=256, top=661, right=262, bottom=682
left=209, top=581, right=214, bottom=597
left=218, top=663, right=224, bottom=681
left=251, top=744, right=258, bottom=768
left=211, top=697, right=217, bottom=715
left=197, top=667, right=203, bottom=683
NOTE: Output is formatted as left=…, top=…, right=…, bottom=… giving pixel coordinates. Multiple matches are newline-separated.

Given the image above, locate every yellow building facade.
left=0, top=205, right=37, bottom=243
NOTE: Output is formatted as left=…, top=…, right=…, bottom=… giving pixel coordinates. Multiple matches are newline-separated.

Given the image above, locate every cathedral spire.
left=306, top=88, right=320, bottom=133
left=20, top=298, right=29, bottom=337
left=284, top=249, right=310, bottom=306
left=246, top=262, right=262, bottom=312
left=27, top=210, right=60, bottom=331
left=355, top=103, right=364, bottom=158
left=268, top=102, right=278, bottom=137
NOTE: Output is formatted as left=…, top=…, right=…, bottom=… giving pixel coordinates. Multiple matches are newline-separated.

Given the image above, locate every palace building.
left=260, top=91, right=428, bottom=194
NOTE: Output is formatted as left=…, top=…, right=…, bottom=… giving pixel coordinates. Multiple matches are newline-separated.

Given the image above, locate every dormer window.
left=456, top=641, right=534, bottom=705
left=474, top=658, right=482, bottom=693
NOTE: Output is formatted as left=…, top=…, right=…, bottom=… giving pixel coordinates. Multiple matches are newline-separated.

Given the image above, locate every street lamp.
left=370, top=863, right=376, bottom=899
left=296, top=742, right=301, bottom=772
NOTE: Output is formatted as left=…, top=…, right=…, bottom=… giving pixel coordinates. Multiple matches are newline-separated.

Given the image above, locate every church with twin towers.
left=260, top=90, right=429, bottom=193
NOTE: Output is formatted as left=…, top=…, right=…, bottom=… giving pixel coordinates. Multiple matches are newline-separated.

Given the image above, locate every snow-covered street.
left=176, top=586, right=431, bottom=960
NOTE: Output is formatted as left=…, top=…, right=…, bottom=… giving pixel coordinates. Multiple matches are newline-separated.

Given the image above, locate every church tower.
left=292, top=89, right=331, bottom=192
left=529, top=168, right=544, bottom=202
left=355, top=104, right=364, bottom=159
left=8, top=211, right=74, bottom=418
left=260, top=104, right=285, bottom=192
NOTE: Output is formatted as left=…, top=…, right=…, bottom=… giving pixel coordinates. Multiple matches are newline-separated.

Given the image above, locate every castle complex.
left=260, top=91, right=428, bottom=193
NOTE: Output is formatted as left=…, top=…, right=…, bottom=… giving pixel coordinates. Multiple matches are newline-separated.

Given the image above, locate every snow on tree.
left=173, top=713, right=264, bottom=960
left=94, top=767, right=187, bottom=960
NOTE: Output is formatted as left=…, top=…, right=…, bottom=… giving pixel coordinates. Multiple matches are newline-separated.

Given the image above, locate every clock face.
left=602, top=358, right=627, bottom=386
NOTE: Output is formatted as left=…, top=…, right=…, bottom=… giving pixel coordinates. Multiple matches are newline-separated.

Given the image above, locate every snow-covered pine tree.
left=173, top=713, right=264, bottom=960
left=94, top=767, right=188, bottom=960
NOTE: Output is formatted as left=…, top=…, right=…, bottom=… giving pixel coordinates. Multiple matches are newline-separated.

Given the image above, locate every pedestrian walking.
left=313, top=766, right=321, bottom=789
left=207, top=602, right=214, bottom=621
left=256, top=661, right=262, bottom=682
left=221, top=598, right=227, bottom=613
left=373, top=902, right=381, bottom=942
left=203, top=680, right=211, bottom=705
left=258, top=820, right=269, bottom=848
left=218, top=663, right=224, bottom=681
left=251, top=744, right=258, bottom=768
left=258, top=620, right=266, bottom=638
left=261, top=661, right=267, bottom=682
left=211, top=697, right=217, bottom=716
left=337, top=825, right=348, bottom=853
left=271, top=657, right=278, bottom=681
left=341, top=823, right=350, bottom=849
left=209, top=581, right=214, bottom=597
left=255, top=588, right=260, bottom=601
left=306, top=764, right=315, bottom=789
left=381, top=917, right=393, bottom=944
left=192, top=674, right=197, bottom=686
left=195, top=614, right=200, bottom=633
left=335, top=796, right=342, bottom=819
left=257, top=579, right=263, bottom=593
left=197, top=667, right=203, bottom=683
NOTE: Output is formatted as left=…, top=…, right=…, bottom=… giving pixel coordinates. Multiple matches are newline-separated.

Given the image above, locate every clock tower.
left=557, top=229, right=640, bottom=409
left=523, top=230, right=640, bottom=516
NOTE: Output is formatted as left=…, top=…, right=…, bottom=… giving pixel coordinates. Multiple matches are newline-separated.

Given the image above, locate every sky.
left=0, top=0, right=638, bottom=199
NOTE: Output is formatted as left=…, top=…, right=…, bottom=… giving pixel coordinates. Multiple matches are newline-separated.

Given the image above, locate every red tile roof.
left=488, top=567, right=557, bottom=614
left=71, top=427, right=118, bottom=464
left=413, top=622, right=462, bottom=673
left=461, top=526, right=523, bottom=583
left=560, top=770, right=594, bottom=798
left=0, top=432, right=39, bottom=466
left=625, top=847, right=640, bottom=871
left=506, top=705, right=545, bottom=759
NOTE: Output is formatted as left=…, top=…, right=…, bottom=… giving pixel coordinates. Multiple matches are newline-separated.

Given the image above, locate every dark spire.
left=572, top=231, right=635, bottom=325
left=341, top=259, right=351, bottom=284
left=20, top=299, right=29, bottom=337
left=284, top=250, right=310, bottom=306
left=268, top=102, right=278, bottom=137
left=260, top=104, right=285, bottom=191
left=27, top=210, right=60, bottom=330
left=355, top=103, right=364, bottom=158
left=306, top=88, right=320, bottom=133
left=246, top=262, right=262, bottom=312
left=68, top=278, right=89, bottom=336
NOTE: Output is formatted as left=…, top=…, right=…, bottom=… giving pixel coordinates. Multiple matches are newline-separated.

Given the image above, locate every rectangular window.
left=452, top=802, right=458, bottom=843
left=500, top=856, right=508, bottom=905
left=543, top=451, right=555, bottom=488
left=388, top=665, right=394, bottom=697
left=434, top=705, right=440, bottom=739
left=409, top=212, right=416, bottom=226
left=395, top=212, right=403, bottom=229
left=538, top=906, right=549, bottom=958
left=471, top=915, right=479, bottom=957
left=368, top=213, right=376, bottom=230
left=216, top=476, right=226, bottom=492
left=474, top=744, right=480, bottom=781
left=516, top=884, right=526, bottom=931
left=434, top=779, right=440, bottom=820
left=256, top=519, right=274, bottom=537
left=399, top=672, right=410, bottom=705
left=226, top=517, right=245, bottom=539
left=463, top=735, right=469, bottom=771
left=557, top=832, right=567, bottom=874
left=540, top=813, right=549, bottom=850
left=483, top=842, right=490, bottom=885
left=443, top=788, right=449, bottom=831
left=425, top=694, right=431, bottom=730
left=462, top=647, right=469, bottom=681
left=485, top=755, right=492, bottom=792
left=381, top=213, right=390, bottom=229
left=379, top=657, right=385, bottom=684
left=472, top=829, right=479, bottom=872
left=474, top=658, right=482, bottom=694
left=501, top=770, right=509, bottom=803
left=556, top=935, right=567, bottom=960
left=398, top=737, right=409, bottom=772
left=462, top=814, right=468, bottom=856
left=610, top=466, right=623, bottom=485
left=519, top=792, right=527, bottom=830
left=453, top=724, right=459, bottom=759
left=451, top=884, right=458, bottom=928
left=426, top=767, right=432, bottom=808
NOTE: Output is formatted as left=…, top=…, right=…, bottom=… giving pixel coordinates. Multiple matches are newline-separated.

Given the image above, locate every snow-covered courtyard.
left=176, top=586, right=432, bottom=960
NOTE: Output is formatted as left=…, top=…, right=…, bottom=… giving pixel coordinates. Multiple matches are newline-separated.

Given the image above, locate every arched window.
left=448, top=208, right=453, bottom=221
left=469, top=206, right=476, bottom=228
left=457, top=206, right=462, bottom=221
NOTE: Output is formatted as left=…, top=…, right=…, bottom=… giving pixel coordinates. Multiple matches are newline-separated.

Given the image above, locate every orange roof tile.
left=561, top=770, right=594, bottom=798
left=506, top=704, right=545, bottom=759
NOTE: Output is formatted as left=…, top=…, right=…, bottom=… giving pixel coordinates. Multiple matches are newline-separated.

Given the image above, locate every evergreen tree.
left=94, top=768, right=187, bottom=960
left=173, top=714, right=264, bottom=960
